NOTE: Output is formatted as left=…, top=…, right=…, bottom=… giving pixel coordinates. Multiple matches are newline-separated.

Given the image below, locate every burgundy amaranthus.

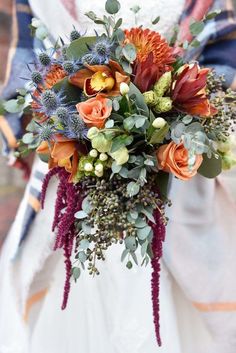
left=150, top=206, right=166, bottom=347
left=41, top=167, right=83, bottom=310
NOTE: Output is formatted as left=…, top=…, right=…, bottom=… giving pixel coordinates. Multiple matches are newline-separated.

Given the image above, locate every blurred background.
left=0, top=0, right=236, bottom=245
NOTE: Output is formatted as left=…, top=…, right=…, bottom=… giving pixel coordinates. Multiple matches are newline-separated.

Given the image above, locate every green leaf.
left=129, top=209, right=138, bottom=220
left=0, top=100, right=6, bottom=115
left=74, top=210, right=88, bottom=219
left=119, top=167, right=129, bottom=178
left=130, top=251, right=138, bottom=265
left=66, top=36, right=97, bottom=59
left=72, top=267, right=81, bottom=281
left=135, top=116, right=146, bottom=128
left=111, top=161, right=122, bottom=173
left=22, top=133, right=34, bottom=144
left=141, top=240, right=149, bottom=257
left=152, top=16, right=160, bottom=25
left=110, top=134, right=133, bottom=153
left=128, top=83, right=149, bottom=116
left=141, top=208, right=155, bottom=224
left=190, top=21, right=205, bottom=36
left=53, top=78, right=82, bottom=103
left=122, top=43, right=137, bottom=62
left=149, top=123, right=169, bottom=144
left=82, top=197, right=92, bottom=214
left=123, top=116, right=135, bottom=131
left=79, top=239, right=90, bottom=250
left=156, top=171, right=170, bottom=199
left=78, top=251, right=87, bottom=263
left=105, top=0, right=121, bottom=14
left=205, top=10, right=221, bottom=20
left=127, top=181, right=140, bottom=197
left=125, top=236, right=137, bottom=251
left=198, top=153, right=222, bottom=179
left=135, top=217, right=147, bottom=228
left=190, top=39, right=201, bottom=48
left=137, top=225, right=152, bottom=240
left=130, top=5, right=141, bottom=14
left=4, top=99, right=23, bottom=113
left=105, top=119, right=115, bottom=128
left=114, top=18, right=122, bottom=30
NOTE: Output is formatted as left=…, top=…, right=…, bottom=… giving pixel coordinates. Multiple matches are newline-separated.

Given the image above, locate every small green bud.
left=110, top=146, right=129, bottom=165
left=153, top=72, right=172, bottom=97
left=87, top=127, right=99, bottom=140
left=91, top=134, right=112, bottom=153
left=154, top=97, right=172, bottom=113
left=143, top=90, right=156, bottom=106
left=152, top=117, right=167, bottom=129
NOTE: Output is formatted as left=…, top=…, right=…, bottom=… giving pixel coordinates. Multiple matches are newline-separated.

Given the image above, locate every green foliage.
left=66, top=36, right=97, bottom=59
left=105, top=0, right=121, bottom=14
left=198, top=153, right=222, bottom=178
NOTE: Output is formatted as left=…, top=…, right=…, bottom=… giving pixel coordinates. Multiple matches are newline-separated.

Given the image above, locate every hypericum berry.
left=62, top=61, right=75, bottom=74
left=99, top=153, right=108, bottom=161
left=70, top=29, right=81, bottom=41
left=31, top=71, right=43, bottom=84
left=56, top=107, right=69, bottom=121
left=89, top=149, right=98, bottom=158
left=38, top=52, right=51, bottom=66
left=95, top=164, right=103, bottom=173
left=84, top=162, right=93, bottom=172
left=41, top=90, right=58, bottom=110
left=39, top=125, right=53, bottom=141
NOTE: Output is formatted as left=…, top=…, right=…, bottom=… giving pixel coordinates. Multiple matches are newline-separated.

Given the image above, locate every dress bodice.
left=29, top=0, right=185, bottom=40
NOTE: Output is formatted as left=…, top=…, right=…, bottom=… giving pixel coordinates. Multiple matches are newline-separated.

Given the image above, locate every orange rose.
left=76, top=95, right=112, bottom=129
left=157, top=142, right=203, bottom=181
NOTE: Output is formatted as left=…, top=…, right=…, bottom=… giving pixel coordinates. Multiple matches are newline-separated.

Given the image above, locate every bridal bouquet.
left=3, top=0, right=236, bottom=345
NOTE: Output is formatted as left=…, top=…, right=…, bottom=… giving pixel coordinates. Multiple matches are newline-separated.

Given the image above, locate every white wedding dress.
left=0, top=1, right=221, bottom=353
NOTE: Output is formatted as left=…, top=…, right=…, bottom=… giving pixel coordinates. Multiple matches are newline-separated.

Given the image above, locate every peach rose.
left=157, top=142, right=203, bottom=181
left=76, top=95, right=112, bottom=129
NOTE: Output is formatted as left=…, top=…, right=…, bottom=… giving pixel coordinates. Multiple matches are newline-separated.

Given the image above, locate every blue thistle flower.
left=36, top=123, right=55, bottom=142
left=63, top=114, right=87, bottom=140
left=70, top=28, right=81, bottom=42
left=38, top=52, right=51, bottom=66
left=31, top=71, right=43, bottom=85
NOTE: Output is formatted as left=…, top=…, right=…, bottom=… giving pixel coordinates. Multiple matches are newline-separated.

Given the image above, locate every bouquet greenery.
left=3, top=0, right=236, bottom=345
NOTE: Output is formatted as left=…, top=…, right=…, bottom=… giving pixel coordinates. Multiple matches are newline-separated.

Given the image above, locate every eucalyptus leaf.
left=74, top=210, right=88, bottom=219
left=130, top=251, right=138, bottom=265
left=141, top=240, right=149, bottom=257
left=141, top=208, right=155, bottom=224
left=82, top=197, right=92, bottom=214
left=137, top=225, right=152, bottom=240
left=125, top=236, right=137, bottom=251
left=152, top=16, right=160, bottom=25
left=128, top=83, right=149, bottom=116
left=78, top=251, right=87, bottom=263
left=111, top=161, right=122, bottom=173
left=135, top=116, right=146, bottom=128
left=22, top=133, right=34, bottom=144
left=190, top=21, right=204, bottom=36
left=79, top=239, right=90, bottom=250
left=135, top=217, right=147, bottom=228
left=119, top=167, right=129, bottom=178
left=105, top=0, right=121, bottom=14
left=72, top=267, right=81, bottom=281
left=127, top=181, right=140, bottom=197
left=123, top=116, right=135, bottom=130
left=121, top=249, right=129, bottom=262
left=105, top=119, right=115, bottom=128
left=4, top=99, right=23, bottom=113
left=122, top=43, right=137, bottom=62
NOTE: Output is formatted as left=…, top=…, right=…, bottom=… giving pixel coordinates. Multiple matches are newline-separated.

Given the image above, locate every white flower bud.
left=31, top=18, right=42, bottom=28
left=84, top=162, right=93, bottom=172
left=35, top=26, right=48, bottom=41
left=95, top=164, right=104, bottom=173
left=120, top=82, right=130, bottom=96
left=95, top=170, right=103, bottom=177
left=152, top=117, right=167, bottom=129
left=99, top=153, right=108, bottom=161
left=89, top=149, right=98, bottom=158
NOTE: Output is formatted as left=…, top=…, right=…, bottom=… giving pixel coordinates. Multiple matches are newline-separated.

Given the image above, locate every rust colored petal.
left=69, top=68, right=92, bottom=89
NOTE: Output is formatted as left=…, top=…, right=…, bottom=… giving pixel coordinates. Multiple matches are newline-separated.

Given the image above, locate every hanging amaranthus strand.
left=41, top=167, right=83, bottom=309
left=150, top=207, right=166, bottom=347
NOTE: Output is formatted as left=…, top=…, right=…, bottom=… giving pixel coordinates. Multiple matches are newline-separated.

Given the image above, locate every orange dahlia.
left=124, top=28, right=174, bottom=92
left=124, top=28, right=174, bottom=65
